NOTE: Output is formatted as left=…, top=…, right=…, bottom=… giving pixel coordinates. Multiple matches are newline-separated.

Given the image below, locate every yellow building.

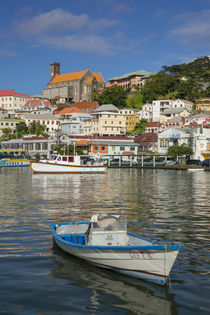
left=84, top=111, right=126, bottom=136
left=196, top=98, right=210, bottom=112
left=119, top=109, right=140, bottom=132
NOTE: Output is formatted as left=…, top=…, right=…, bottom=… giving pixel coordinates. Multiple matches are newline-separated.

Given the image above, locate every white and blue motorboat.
left=50, top=214, right=183, bottom=285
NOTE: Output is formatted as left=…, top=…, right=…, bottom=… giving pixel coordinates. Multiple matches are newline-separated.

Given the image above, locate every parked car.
left=201, top=159, right=210, bottom=167
left=186, top=159, right=201, bottom=165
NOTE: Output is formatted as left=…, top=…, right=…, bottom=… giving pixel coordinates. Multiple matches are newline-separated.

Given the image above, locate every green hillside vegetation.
left=92, top=56, right=210, bottom=109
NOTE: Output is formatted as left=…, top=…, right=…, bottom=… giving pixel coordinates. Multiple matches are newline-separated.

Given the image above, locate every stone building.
left=43, top=63, right=105, bottom=103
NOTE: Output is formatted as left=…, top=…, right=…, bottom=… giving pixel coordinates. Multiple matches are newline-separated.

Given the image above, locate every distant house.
left=55, top=106, right=85, bottom=119
left=145, top=122, right=163, bottom=133
left=0, top=89, right=30, bottom=116
left=172, top=99, right=194, bottom=111
left=152, top=99, right=174, bottom=122
left=108, top=70, right=155, bottom=90
left=60, top=113, right=92, bottom=135
left=196, top=97, right=210, bottom=112
left=160, top=107, right=192, bottom=123
left=43, top=63, right=105, bottom=103
left=73, top=101, right=100, bottom=113
left=134, top=133, right=158, bottom=153
left=21, top=98, right=56, bottom=115
left=138, top=103, right=153, bottom=122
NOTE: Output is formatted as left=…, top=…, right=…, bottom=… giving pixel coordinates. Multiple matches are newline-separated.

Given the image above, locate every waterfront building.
left=158, top=127, right=192, bottom=155
left=134, top=133, right=158, bottom=153
left=191, top=127, right=210, bottom=160
left=20, top=113, right=61, bottom=136
left=108, top=70, right=154, bottom=90
left=196, top=97, right=210, bottom=112
left=0, top=89, right=30, bottom=116
left=42, top=63, right=105, bottom=103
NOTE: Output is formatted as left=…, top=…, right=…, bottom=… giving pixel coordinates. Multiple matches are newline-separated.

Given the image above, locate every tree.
left=167, top=145, right=193, bottom=160
left=1, top=128, right=12, bottom=141
left=141, top=72, right=180, bottom=103
left=92, top=85, right=130, bottom=108
left=132, top=119, right=149, bottom=134
left=28, top=121, right=47, bottom=136
left=16, top=122, right=28, bottom=137
left=126, top=91, right=144, bottom=109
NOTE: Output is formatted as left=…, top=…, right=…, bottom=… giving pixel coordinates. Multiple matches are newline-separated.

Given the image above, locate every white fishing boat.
left=187, top=168, right=204, bottom=172
left=50, top=214, right=183, bottom=285
left=30, top=154, right=107, bottom=173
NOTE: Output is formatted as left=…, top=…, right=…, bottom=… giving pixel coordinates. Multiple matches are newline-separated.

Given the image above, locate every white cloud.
left=14, top=8, right=119, bottom=55
left=170, top=10, right=210, bottom=45
left=38, top=34, right=114, bottom=55
left=0, top=48, right=18, bottom=56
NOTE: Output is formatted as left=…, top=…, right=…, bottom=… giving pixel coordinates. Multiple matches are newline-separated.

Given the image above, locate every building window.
left=130, top=146, right=135, bottom=151
left=94, top=146, right=99, bottom=150
left=120, top=146, right=125, bottom=151
left=101, top=146, right=106, bottom=151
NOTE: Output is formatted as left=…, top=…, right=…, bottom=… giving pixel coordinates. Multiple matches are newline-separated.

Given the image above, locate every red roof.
left=74, top=101, right=99, bottom=109
left=146, top=123, right=162, bottom=127
left=24, top=99, right=55, bottom=108
left=134, top=133, right=158, bottom=144
left=0, top=89, right=30, bottom=98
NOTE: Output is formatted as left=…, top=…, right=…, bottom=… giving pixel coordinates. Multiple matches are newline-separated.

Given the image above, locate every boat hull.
left=3, top=159, right=30, bottom=167
left=30, top=161, right=107, bottom=173
left=51, top=223, right=181, bottom=285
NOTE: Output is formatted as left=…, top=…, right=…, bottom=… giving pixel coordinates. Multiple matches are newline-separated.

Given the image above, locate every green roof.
left=109, top=70, right=155, bottom=81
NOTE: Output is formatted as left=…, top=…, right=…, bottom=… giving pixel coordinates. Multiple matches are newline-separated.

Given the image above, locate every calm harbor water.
left=0, top=167, right=209, bottom=315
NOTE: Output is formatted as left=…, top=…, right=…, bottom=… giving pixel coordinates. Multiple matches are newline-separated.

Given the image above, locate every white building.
left=152, top=99, right=174, bottom=122
left=60, top=113, right=92, bottom=135
left=0, top=89, right=30, bottom=116
left=21, top=113, right=61, bottom=136
left=172, top=99, right=194, bottom=111
left=158, top=127, right=192, bottom=155
left=191, top=128, right=210, bottom=160
left=138, top=103, right=153, bottom=121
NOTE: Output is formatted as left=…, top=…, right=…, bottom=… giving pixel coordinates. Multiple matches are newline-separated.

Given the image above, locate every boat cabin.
left=86, top=214, right=129, bottom=246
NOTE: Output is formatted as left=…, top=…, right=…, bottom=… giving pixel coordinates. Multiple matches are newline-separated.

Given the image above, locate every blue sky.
left=1, top=0, right=210, bottom=96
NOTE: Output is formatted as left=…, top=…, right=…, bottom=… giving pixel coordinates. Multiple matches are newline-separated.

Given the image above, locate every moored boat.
left=50, top=214, right=183, bottom=285
left=0, top=148, right=30, bottom=167
left=0, top=158, right=9, bottom=168
left=30, top=154, right=107, bottom=173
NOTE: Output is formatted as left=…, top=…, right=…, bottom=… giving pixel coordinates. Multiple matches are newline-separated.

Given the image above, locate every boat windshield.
left=92, top=215, right=127, bottom=232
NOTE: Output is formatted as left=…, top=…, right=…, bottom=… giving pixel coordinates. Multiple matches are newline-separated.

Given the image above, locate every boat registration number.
left=129, top=251, right=153, bottom=259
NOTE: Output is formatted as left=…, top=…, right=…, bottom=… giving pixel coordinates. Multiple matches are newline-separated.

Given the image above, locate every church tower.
left=50, top=62, right=60, bottom=80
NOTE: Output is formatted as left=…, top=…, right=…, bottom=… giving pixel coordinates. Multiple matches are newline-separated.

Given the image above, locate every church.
left=43, top=63, right=105, bottom=103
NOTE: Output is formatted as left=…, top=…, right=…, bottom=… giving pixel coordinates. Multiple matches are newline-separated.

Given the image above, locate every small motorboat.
left=50, top=214, right=183, bottom=285
left=30, top=154, right=107, bottom=174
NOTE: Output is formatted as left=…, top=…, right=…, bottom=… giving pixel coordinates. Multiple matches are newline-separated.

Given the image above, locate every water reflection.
left=50, top=244, right=177, bottom=315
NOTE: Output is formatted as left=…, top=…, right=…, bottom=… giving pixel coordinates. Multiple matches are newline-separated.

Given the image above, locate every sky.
left=0, top=0, right=210, bottom=96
